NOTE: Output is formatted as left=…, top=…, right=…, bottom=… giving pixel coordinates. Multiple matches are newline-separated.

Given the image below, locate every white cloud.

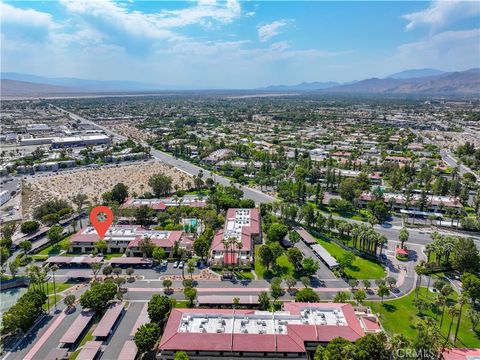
left=1, top=1, right=54, bottom=28
left=391, top=28, right=480, bottom=70
left=402, top=1, right=480, bottom=31
left=257, top=19, right=291, bottom=42
left=60, top=0, right=241, bottom=40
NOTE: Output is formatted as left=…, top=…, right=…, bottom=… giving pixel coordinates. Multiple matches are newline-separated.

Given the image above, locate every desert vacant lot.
left=22, top=160, right=190, bottom=218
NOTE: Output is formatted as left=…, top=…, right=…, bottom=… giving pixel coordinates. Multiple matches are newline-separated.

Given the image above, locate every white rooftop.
left=178, top=307, right=347, bottom=335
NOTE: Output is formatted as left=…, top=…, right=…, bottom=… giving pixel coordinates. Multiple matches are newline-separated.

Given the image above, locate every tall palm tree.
left=454, top=296, right=468, bottom=343
left=434, top=294, right=445, bottom=322
left=447, top=306, right=460, bottom=341
left=50, top=265, right=59, bottom=310
left=236, top=241, right=243, bottom=271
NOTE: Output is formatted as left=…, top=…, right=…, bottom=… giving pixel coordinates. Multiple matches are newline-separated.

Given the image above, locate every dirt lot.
left=98, top=121, right=154, bottom=143
left=22, top=160, right=191, bottom=219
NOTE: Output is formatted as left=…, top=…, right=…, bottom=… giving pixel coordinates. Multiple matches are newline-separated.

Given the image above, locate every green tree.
left=258, top=291, right=271, bottom=310
left=267, top=223, right=289, bottom=242
left=377, top=284, right=390, bottom=303
left=286, top=247, right=303, bottom=270
left=302, top=257, right=319, bottom=276
left=148, top=294, right=173, bottom=323
left=47, top=225, right=63, bottom=243
left=453, top=237, right=480, bottom=273
left=295, top=288, right=319, bottom=302
left=333, top=291, right=350, bottom=303
left=354, top=333, right=389, bottom=360
left=152, top=246, right=166, bottom=264
left=134, top=323, right=161, bottom=354
left=79, top=281, right=117, bottom=312
left=95, top=239, right=107, bottom=254
left=148, top=174, right=173, bottom=197
left=20, top=221, right=40, bottom=234
left=19, top=240, right=32, bottom=257
left=0, top=246, right=10, bottom=268
left=461, top=272, right=480, bottom=305
left=187, top=259, right=195, bottom=280
left=162, top=278, right=172, bottom=293
left=184, top=287, right=197, bottom=307
left=284, top=275, right=297, bottom=291
left=339, top=178, right=358, bottom=202
left=134, top=205, right=154, bottom=226
left=323, top=337, right=354, bottom=360
left=8, top=260, right=19, bottom=278
left=193, top=236, right=210, bottom=260
left=399, top=227, right=409, bottom=249
left=353, top=289, right=366, bottom=305
left=64, top=294, right=76, bottom=309
left=174, top=351, right=190, bottom=360
left=258, top=245, right=274, bottom=269
left=111, top=183, right=129, bottom=204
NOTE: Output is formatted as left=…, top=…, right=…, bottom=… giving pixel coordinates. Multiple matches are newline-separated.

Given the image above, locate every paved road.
left=52, top=104, right=276, bottom=204
left=100, top=302, right=143, bottom=360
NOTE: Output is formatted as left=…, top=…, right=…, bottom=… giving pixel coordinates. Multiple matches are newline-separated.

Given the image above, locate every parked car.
left=161, top=260, right=168, bottom=267
left=173, top=261, right=179, bottom=268
left=178, top=261, right=184, bottom=269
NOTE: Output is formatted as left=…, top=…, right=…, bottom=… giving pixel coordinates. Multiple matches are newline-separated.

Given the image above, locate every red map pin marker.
left=89, top=206, right=114, bottom=239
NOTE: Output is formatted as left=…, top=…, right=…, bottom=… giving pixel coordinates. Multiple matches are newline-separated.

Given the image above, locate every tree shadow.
left=381, top=303, right=397, bottom=313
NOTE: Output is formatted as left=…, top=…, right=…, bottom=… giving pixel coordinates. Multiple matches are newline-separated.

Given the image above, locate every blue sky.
left=1, top=1, right=479, bottom=88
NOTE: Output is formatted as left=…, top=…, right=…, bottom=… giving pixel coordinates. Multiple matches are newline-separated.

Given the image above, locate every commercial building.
left=69, top=225, right=184, bottom=256
left=122, top=195, right=208, bottom=212
left=358, top=192, right=463, bottom=213
left=51, top=134, right=110, bottom=148
left=158, top=302, right=382, bottom=359
left=209, top=208, right=261, bottom=267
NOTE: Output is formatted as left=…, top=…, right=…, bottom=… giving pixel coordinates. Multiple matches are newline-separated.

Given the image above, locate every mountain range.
left=1, top=68, right=479, bottom=97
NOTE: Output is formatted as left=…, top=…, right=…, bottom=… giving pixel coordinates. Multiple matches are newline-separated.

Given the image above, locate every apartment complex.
left=69, top=225, right=184, bottom=256
left=122, top=195, right=208, bottom=211
left=157, top=303, right=382, bottom=359
left=210, top=208, right=261, bottom=266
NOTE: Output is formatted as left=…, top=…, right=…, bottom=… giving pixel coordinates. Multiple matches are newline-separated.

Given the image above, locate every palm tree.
left=454, top=296, right=468, bottom=343
left=50, top=265, right=59, bottom=310
left=447, top=306, right=460, bottom=341
left=236, top=241, right=243, bottom=271
left=434, top=294, right=445, bottom=322
left=376, top=234, right=388, bottom=257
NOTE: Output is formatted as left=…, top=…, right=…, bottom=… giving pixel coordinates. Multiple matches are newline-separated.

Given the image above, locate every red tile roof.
left=158, top=303, right=365, bottom=355
left=441, top=349, right=480, bottom=360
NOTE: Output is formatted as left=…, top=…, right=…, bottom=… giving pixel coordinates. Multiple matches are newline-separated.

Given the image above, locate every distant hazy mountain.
left=1, top=79, right=78, bottom=97
left=324, top=68, right=480, bottom=95
left=259, top=81, right=340, bottom=91
left=386, top=68, right=446, bottom=79
left=1, top=72, right=160, bottom=92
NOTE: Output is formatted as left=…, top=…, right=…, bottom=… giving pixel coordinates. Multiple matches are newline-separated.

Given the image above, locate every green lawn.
left=102, top=252, right=125, bottom=260
left=315, top=236, right=385, bottom=280
left=37, top=237, right=71, bottom=256
left=233, top=271, right=255, bottom=280
left=46, top=281, right=75, bottom=295
left=366, top=287, right=479, bottom=348
left=255, top=246, right=296, bottom=280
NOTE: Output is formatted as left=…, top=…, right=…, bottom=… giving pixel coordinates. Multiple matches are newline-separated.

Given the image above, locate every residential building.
left=210, top=208, right=261, bottom=267
left=69, top=225, right=184, bottom=256
left=157, top=302, right=382, bottom=359
left=122, top=195, right=208, bottom=211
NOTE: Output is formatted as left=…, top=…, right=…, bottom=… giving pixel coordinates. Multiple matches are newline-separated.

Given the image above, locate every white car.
left=173, top=261, right=179, bottom=268
left=178, top=261, right=184, bottom=269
